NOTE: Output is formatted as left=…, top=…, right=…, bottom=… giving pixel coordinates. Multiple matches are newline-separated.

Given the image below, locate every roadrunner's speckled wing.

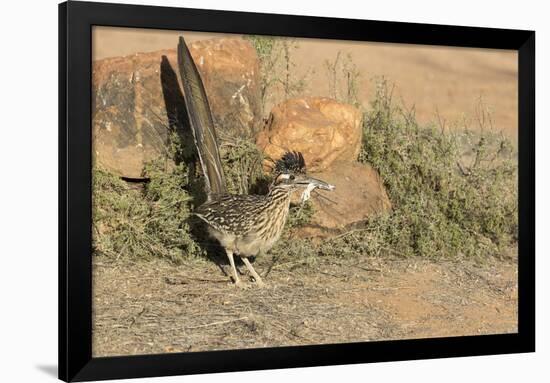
left=177, top=36, right=226, bottom=199
left=195, top=194, right=269, bottom=235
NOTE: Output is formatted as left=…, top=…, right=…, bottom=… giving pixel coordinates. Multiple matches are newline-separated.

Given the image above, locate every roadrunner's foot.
left=226, top=249, right=241, bottom=286
left=241, top=257, right=265, bottom=287
left=234, top=279, right=249, bottom=289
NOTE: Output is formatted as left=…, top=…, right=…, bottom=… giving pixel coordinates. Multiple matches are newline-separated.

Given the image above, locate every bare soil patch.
left=92, top=252, right=517, bottom=357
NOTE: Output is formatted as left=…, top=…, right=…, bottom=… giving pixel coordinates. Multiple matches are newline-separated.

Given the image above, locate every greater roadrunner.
left=177, top=37, right=334, bottom=287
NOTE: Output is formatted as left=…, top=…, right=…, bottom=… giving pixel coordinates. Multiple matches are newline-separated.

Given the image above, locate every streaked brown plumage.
left=195, top=186, right=291, bottom=287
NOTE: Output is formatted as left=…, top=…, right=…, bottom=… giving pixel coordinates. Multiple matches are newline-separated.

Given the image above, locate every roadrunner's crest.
left=275, top=151, right=306, bottom=175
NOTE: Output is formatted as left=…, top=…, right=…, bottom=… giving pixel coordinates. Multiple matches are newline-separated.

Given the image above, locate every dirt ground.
left=92, top=250, right=517, bottom=357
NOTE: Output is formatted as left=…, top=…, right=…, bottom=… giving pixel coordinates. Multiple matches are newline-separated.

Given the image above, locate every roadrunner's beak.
left=294, top=175, right=335, bottom=191
left=294, top=175, right=335, bottom=202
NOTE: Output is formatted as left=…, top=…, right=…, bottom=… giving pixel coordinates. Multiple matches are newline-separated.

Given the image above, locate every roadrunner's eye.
left=289, top=175, right=295, bottom=181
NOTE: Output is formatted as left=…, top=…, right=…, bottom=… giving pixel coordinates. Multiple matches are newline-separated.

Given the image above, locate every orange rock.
left=293, top=161, right=392, bottom=238
left=92, top=37, right=261, bottom=178
left=257, top=97, right=363, bottom=172
left=189, top=38, right=261, bottom=138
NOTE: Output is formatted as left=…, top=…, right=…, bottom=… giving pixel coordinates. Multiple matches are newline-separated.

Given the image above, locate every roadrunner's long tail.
left=177, top=36, right=226, bottom=199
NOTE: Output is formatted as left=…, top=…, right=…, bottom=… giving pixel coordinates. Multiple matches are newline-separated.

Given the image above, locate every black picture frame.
left=59, top=1, right=535, bottom=381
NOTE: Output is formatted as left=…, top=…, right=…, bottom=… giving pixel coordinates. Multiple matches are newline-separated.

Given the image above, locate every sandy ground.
left=93, top=26, right=518, bottom=138
left=92, top=251, right=517, bottom=357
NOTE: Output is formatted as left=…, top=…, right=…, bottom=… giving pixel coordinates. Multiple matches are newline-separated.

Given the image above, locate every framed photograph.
left=59, top=1, right=535, bottom=381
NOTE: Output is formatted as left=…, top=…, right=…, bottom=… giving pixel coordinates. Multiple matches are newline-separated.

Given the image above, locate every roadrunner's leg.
left=241, top=257, right=265, bottom=287
left=225, top=249, right=241, bottom=286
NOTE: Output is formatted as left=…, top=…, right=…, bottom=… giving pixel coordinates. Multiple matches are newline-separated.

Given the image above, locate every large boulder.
left=294, top=161, right=392, bottom=238
left=256, top=97, right=363, bottom=172
left=92, top=37, right=261, bottom=178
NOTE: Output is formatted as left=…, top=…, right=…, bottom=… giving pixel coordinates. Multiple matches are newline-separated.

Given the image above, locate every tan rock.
left=92, top=37, right=261, bottom=178
left=257, top=97, right=363, bottom=172
left=293, top=161, right=392, bottom=238
left=189, top=38, right=261, bottom=138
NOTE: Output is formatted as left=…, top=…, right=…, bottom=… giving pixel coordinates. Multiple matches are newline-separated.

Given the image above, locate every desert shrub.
left=324, top=51, right=362, bottom=108
left=244, top=35, right=310, bottom=116
left=355, top=79, right=518, bottom=259
left=92, top=159, right=204, bottom=263
left=286, top=200, right=315, bottom=229
left=219, top=137, right=268, bottom=195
